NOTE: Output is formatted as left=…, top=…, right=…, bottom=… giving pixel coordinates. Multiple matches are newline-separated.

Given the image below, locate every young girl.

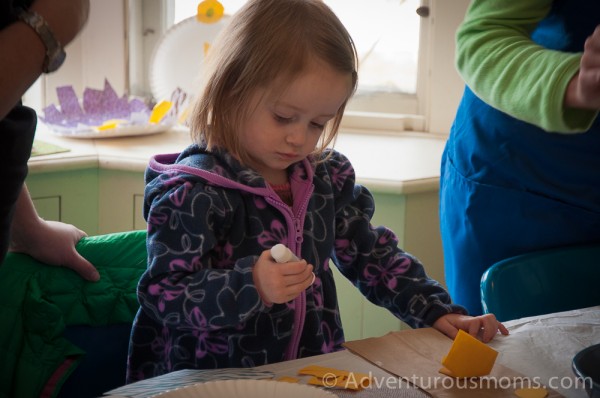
left=127, top=0, right=508, bottom=382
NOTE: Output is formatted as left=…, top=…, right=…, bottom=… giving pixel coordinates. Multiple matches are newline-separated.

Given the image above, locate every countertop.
left=29, top=126, right=447, bottom=195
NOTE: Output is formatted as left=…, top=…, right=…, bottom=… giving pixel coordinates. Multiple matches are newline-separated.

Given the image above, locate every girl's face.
left=238, top=60, right=353, bottom=185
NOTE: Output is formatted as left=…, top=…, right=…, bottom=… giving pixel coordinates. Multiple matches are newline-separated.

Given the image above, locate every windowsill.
left=28, top=125, right=447, bottom=195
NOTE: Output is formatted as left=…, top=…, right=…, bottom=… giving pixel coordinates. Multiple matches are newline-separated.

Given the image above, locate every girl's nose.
left=285, top=125, right=308, bottom=147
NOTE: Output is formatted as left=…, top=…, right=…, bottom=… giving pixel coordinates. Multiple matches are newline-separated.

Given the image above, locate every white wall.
left=43, top=0, right=127, bottom=106
left=425, top=0, right=470, bottom=134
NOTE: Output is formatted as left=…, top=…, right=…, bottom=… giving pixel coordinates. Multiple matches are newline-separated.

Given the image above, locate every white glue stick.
left=270, top=244, right=315, bottom=285
left=270, top=243, right=300, bottom=263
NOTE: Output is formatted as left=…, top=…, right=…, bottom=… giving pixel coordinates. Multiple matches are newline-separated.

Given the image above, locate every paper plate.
left=149, top=15, right=231, bottom=101
left=151, top=379, right=338, bottom=398
left=40, top=80, right=175, bottom=139
left=45, top=123, right=171, bottom=139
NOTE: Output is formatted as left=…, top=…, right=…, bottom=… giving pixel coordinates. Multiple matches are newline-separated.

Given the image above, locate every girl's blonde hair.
left=189, top=0, right=358, bottom=165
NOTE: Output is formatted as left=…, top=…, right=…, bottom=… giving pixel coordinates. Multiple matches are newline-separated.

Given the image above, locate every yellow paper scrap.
left=440, top=329, right=498, bottom=378
left=95, top=119, right=126, bottom=131
left=177, top=105, right=190, bottom=125
left=298, top=364, right=371, bottom=390
left=149, top=100, right=172, bottom=124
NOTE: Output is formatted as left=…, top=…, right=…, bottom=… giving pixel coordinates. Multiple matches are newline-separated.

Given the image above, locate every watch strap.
left=17, top=9, right=66, bottom=73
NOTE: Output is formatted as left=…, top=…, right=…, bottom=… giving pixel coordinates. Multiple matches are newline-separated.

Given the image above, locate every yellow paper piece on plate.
left=149, top=100, right=172, bottom=124
left=177, top=104, right=190, bottom=125
left=96, top=119, right=126, bottom=131
left=515, top=387, right=549, bottom=398
left=440, top=329, right=498, bottom=378
left=298, top=364, right=371, bottom=390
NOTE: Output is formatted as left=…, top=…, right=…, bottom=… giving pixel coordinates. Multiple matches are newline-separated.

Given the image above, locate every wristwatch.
left=17, top=9, right=66, bottom=73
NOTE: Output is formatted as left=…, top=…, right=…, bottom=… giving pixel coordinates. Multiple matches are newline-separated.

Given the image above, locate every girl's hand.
left=252, top=249, right=314, bottom=305
left=433, top=313, right=509, bottom=343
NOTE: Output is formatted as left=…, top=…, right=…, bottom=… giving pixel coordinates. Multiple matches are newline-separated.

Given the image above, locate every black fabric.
left=1, top=0, right=38, bottom=263
left=1, top=0, right=34, bottom=28
left=0, top=105, right=36, bottom=262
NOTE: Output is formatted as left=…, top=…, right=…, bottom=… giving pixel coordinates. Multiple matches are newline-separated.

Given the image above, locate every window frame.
left=35, top=0, right=469, bottom=136
left=131, top=0, right=428, bottom=132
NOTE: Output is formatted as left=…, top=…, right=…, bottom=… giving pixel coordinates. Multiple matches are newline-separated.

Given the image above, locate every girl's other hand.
left=252, top=249, right=314, bottom=305
left=433, top=313, right=509, bottom=343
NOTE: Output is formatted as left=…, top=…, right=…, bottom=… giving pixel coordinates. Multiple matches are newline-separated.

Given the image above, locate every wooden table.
left=105, top=306, right=600, bottom=398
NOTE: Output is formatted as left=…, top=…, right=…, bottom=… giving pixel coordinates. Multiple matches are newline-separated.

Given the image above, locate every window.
left=129, top=0, right=429, bottom=132
left=170, top=0, right=421, bottom=97
left=32, top=0, right=468, bottom=135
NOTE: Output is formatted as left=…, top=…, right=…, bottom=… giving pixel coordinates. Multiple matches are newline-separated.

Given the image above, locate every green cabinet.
left=27, top=168, right=99, bottom=235
left=98, top=169, right=146, bottom=234
left=27, top=168, right=146, bottom=236
left=330, top=190, right=445, bottom=341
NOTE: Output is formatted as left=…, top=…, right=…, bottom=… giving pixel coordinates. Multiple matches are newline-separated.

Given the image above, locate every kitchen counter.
left=29, top=126, right=447, bottom=195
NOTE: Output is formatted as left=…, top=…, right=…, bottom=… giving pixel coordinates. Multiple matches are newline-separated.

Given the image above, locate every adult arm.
left=0, top=0, right=90, bottom=119
left=9, top=185, right=99, bottom=281
left=1, top=0, right=97, bottom=281
left=456, top=0, right=599, bottom=132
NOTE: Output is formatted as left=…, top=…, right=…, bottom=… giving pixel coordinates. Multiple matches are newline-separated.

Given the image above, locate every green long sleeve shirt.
left=456, top=0, right=599, bottom=133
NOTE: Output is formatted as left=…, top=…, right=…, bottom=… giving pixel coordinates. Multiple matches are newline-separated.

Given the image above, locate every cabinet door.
left=31, top=196, right=61, bottom=222
left=26, top=168, right=99, bottom=235
left=98, top=169, right=146, bottom=234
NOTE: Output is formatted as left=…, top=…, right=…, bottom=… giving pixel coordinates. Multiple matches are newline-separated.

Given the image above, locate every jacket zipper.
left=266, top=182, right=313, bottom=360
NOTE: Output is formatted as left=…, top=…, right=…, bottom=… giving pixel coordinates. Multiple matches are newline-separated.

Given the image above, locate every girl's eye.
left=274, top=114, right=292, bottom=124
left=310, top=121, right=325, bottom=130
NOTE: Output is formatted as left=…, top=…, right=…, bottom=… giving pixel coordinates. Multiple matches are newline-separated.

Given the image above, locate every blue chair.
left=480, top=244, right=600, bottom=322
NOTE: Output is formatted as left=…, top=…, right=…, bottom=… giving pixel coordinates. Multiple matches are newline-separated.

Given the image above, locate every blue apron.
left=440, top=0, right=600, bottom=315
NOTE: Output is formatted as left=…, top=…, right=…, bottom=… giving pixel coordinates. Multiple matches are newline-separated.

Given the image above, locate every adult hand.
left=10, top=219, right=100, bottom=282
left=9, top=186, right=99, bottom=281
left=566, top=25, right=600, bottom=109
left=433, top=313, right=509, bottom=343
left=252, top=249, right=314, bottom=305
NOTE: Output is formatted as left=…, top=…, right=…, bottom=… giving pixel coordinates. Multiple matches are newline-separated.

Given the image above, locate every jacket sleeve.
left=139, top=173, right=267, bottom=332
left=327, top=151, right=466, bottom=328
left=456, top=0, right=598, bottom=133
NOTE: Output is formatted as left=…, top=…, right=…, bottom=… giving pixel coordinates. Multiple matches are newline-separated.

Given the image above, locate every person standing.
left=440, top=0, right=600, bottom=315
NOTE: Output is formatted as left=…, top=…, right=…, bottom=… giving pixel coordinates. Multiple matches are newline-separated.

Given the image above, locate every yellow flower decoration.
left=196, top=0, right=224, bottom=24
